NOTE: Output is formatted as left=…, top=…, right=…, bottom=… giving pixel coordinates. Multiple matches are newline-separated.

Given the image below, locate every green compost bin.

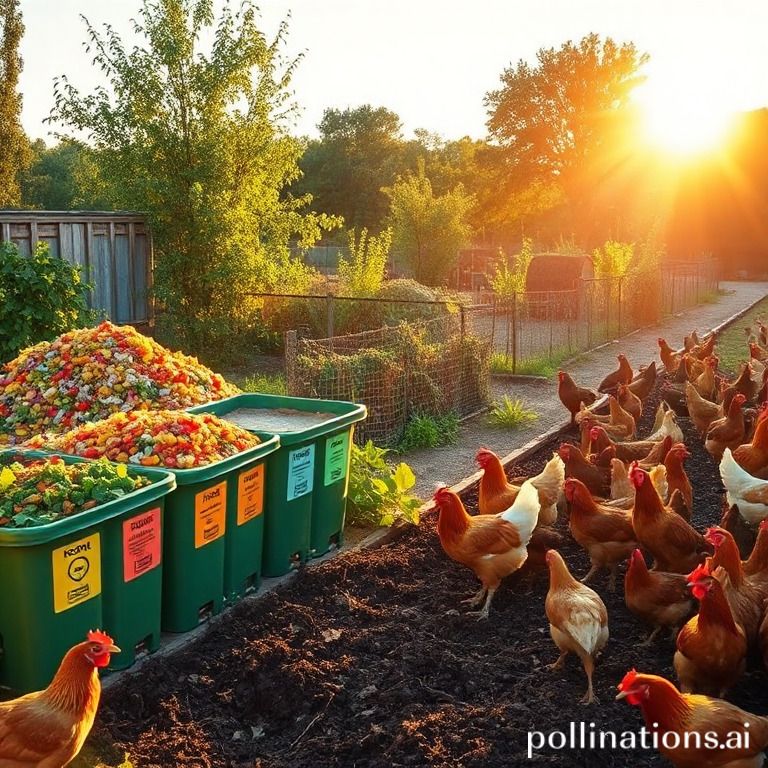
left=188, top=394, right=366, bottom=576
left=0, top=450, right=175, bottom=693
left=156, top=435, right=281, bottom=632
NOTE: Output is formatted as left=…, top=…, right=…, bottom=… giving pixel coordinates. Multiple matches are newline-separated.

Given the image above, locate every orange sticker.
left=123, top=507, right=162, bottom=582
left=237, top=464, right=264, bottom=525
left=194, top=481, right=226, bottom=548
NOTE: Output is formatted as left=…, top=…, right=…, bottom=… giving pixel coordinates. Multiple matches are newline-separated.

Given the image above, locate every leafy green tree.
left=385, top=163, right=474, bottom=285
left=485, top=33, right=647, bottom=242
left=0, top=0, right=30, bottom=207
left=21, top=139, right=114, bottom=210
left=296, top=105, right=405, bottom=230
left=51, top=0, right=338, bottom=354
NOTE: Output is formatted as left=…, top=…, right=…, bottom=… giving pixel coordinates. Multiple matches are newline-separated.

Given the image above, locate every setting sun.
left=634, top=80, right=736, bottom=156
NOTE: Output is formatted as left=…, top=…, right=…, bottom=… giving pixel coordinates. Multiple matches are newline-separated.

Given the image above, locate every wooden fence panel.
left=0, top=211, right=153, bottom=325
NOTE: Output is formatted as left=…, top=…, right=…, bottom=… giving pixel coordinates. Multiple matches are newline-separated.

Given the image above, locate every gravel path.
left=405, top=281, right=768, bottom=498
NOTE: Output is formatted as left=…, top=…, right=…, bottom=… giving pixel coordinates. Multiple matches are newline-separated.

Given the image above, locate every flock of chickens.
left=433, top=325, right=768, bottom=767
left=7, top=328, right=768, bottom=767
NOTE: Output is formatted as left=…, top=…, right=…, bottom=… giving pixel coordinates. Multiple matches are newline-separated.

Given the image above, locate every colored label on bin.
left=287, top=445, right=315, bottom=500
left=52, top=532, right=101, bottom=613
left=324, top=432, right=350, bottom=486
left=123, top=507, right=162, bottom=582
left=195, top=481, right=227, bottom=548
left=237, top=464, right=264, bottom=525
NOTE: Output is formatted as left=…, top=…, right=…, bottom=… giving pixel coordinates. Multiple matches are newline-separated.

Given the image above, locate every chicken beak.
left=615, top=690, right=629, bottom=701
left=108, top=644, right=121, bottom=654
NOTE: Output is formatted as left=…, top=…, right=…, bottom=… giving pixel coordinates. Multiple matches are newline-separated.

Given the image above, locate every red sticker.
left=123, top=507, right=162, bottom=582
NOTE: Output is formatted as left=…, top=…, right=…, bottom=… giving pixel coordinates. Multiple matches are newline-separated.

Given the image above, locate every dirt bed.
left=97, top=378, right=768, bottom=767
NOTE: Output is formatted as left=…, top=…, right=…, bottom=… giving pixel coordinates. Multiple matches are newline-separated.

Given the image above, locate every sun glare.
left=634, top=82, right=735, bottom=157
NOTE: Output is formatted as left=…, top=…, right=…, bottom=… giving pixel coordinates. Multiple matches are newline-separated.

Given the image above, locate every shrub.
left=490, top=237, right=533, bottom=296
left=397, top=412, right=459, bottom=453
left=240, top=372, right=287, bottom=395
left=347, top=440, right=421, bottom=526
left=0, top=241, right=94, bottom=363
left=338, top=228, right=392, bottom=297
left=592, top=240, right=634, bottom=278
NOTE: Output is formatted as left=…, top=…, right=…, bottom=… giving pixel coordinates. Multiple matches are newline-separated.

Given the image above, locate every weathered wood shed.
left=0, top=210, right=153, bottom=326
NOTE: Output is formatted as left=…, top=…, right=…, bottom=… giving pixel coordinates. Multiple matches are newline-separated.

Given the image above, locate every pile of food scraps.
left=0, top=455, right=150, bottom=528
left=41, top=410, right=261, bottom=469
left=0, top=321, right=239, bottom=444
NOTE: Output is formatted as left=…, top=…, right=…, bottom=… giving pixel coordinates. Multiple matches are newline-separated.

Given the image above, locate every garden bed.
left=95, top=377, right=768, bottom=767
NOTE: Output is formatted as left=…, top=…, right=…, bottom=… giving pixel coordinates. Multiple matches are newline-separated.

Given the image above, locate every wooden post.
left=285, top=330, right=298, bottom=395
left=128, top=221, right=137, bottom=320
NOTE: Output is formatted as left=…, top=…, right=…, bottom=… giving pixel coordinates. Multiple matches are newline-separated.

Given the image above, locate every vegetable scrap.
left=0, top=455, right=151, bottom=528
left=42, top=410, right=261, bottom=469
left=0, top=321, right=239, bottom=444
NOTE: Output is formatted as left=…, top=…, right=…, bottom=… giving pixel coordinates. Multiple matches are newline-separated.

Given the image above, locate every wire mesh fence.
left=251, top=258, right=718, bottom=445
left=285, top=313, right=491, bottom=446
left=469, top=260, right=720, bottom=372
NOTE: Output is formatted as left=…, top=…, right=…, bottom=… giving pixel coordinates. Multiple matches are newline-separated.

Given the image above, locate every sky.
left=17, top=0, right=768, bottom=144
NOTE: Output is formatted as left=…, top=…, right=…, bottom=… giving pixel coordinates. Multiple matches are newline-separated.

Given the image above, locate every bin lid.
left=0, top=449, right=177, bottom=546
left=188, top=394, right=367, bottom=446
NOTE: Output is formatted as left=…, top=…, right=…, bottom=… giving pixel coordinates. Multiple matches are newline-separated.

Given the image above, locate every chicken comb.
left=87, top=629, right=115, bottom=646
left=686, top=562, right=711, bottom=583
left=628, top=461, right=645, bottom=486
left=760, top=519, right=768, bottom=532
left=617, top=668, right=638, bottom=691
left=704, top=527, right=726, bottom=548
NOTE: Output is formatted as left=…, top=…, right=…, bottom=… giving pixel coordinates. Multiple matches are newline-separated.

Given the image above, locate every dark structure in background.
left=0, top=210, right=153, bottom=327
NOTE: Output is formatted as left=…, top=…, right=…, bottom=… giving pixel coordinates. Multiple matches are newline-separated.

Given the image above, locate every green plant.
left=489, top=352, right=515, bottom=374
left=240, top=372, right=287, bottom=395
left=0, top=241, right=95, bottom=362
left=592, top=240, right=634, bottom=277
left=397, top=412, right=459, bottom=453
left=338, top=227, right=392, bottom=297
left=490, top=236, right=533, bottom=296
left=347, top=440, right=421, bottom=526
left=52, top=0, right=341, bottom=356
left=384, top=160, right=474, bottom=284
left=487, top=396, right=538, bottom=428
left=490, top=348, right=573, bottom=378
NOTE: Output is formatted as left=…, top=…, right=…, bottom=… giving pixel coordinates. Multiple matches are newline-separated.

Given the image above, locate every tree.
left=51, top=0, right=338, bottom=354
left=21, top=139, right=114, bottom=210
left=0, top=0, right=30, bottom=207
left=295, top=105, right=406, bottom=230
left=385, top=163, right=473, bottom=285
left=485, top=33, right=647, bottom=243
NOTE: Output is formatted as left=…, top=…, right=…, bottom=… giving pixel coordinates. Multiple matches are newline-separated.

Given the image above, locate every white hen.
left=720, top=448, right=768, bottom=524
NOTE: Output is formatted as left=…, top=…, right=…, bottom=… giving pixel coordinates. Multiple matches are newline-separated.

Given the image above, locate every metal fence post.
left=512, top=293, right=518, bottom=374
left=617, top=277, right=623, bottom=337
left=326, top=294, right=334, bottom=342
left=490, top=294, right=496, bottom=353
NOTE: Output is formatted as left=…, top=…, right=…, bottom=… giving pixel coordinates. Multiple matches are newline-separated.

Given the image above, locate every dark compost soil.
left=97, top=378, right=768, bottom=768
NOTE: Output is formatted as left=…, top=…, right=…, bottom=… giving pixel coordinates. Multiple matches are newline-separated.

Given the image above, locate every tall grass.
left=487, top=396, right=538, bottom=428
left=240, top=372, right=287, bottom=395
left=490, top=348, right=575, bottom=378
left=714, top=295, right=768, bottom=374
